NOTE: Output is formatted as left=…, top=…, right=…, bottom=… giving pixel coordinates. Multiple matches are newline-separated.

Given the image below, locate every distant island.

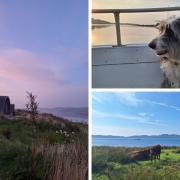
left=92, top=18, right=156, bottom=27
left=93, top=134, right=180, bottom=138
left=39, top=107, right=88, bottom=123
left=92, top=18, right=113, bottom=24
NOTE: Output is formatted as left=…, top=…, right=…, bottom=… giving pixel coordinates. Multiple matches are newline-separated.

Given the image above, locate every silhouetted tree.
left=26, top=92, right=39, bottom=132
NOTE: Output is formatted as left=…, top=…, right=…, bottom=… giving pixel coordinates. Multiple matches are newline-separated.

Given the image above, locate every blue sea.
left=92, top=136, right=180, bottom=147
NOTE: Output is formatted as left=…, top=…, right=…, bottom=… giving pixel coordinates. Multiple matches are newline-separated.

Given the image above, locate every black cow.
left=149, top=144, right=161, bottom=161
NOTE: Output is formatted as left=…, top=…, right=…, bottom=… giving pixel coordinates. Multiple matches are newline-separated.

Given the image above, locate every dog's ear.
left=155, top=16, right=176, bottom=33
left=155, top=21, right=167, bottom=34
left=155, top=21, right=167, bottom=33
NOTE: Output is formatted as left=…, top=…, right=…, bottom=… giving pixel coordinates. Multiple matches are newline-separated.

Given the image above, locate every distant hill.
left=92, top=18, right=155, bottom=27
left=93, top=134, right=180, bottom=138
left=15, top=109, right=88, bottom=135
left=39, top=107, right=88, bottom=123
left=92, top=18, right=112, bottom=24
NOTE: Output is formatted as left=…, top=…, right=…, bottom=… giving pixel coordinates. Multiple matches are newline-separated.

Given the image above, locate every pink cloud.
left=0, top=48, right=87, bottom=108
left=0, top=48, right=66, bottom=83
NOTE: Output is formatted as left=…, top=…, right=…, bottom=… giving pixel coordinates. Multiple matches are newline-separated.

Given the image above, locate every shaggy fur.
left=149, top=16, right=180, bottom=88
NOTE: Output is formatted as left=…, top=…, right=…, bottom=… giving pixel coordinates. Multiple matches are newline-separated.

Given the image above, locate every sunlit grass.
left=92, top=146, right=180, bottom=180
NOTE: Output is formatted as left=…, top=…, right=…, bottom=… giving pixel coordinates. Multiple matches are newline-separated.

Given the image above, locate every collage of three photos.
left=92, top=1, right=180, bottom=179
left=0, top=0, right=180, bottom=179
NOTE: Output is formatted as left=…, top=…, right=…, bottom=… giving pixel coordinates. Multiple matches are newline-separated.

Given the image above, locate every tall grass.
left=92, top=146, right=180, bottom=180
left=0, top=140, right=88, bottom=180
left=0, top=117, right=88, bottom=180
left=34, top=141, right=88, bottom=180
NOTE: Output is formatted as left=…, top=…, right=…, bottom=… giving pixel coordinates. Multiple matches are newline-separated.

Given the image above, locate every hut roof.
left=0, top=96, right=10, bottom=113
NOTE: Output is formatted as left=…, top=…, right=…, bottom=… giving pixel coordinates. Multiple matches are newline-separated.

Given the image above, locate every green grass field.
left=0, top=115, right=88, bottom=180
left=92, top=146, right=180, bottom=180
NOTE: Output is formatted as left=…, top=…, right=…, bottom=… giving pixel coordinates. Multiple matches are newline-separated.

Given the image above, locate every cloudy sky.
left=92, top=0, right=180, bottom=23
left=93, top=0, right=180, bottom=9
left=92, top=92, right=180, bottom=136
left=0, top=1, right=87, bottom=108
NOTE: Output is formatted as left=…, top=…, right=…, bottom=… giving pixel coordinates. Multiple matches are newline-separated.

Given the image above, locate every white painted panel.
left=92, top=46, right=163, bottom=88
left=92, top=46, right=159, bottom=65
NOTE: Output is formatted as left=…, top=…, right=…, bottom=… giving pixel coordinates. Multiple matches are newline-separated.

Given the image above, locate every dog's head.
left=148, top=17, right=180, bottom=59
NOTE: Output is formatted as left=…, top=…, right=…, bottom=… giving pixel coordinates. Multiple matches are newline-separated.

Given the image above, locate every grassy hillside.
left=92, top=146, right=180, bottom=180
left=0, top=111, right=88, bottom=180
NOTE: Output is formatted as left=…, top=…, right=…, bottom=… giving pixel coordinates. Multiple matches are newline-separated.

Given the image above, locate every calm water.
left=92, top=137, right=180, bottom=147
left=92, top=0, right=180, bottom=45
left=92, top=25, right=158, bottom=45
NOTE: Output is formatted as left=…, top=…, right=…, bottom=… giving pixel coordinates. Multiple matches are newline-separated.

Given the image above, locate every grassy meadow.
left=92, top=146, right=180, bottom=180
left=0, top=112, right=88, bottom=180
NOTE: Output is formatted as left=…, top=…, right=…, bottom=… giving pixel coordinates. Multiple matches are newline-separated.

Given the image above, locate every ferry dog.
left=148, top=17, right=180, bottom=88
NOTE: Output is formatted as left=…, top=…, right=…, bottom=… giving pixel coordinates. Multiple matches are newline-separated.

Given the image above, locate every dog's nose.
left=148, top=41, right=156, bottom=49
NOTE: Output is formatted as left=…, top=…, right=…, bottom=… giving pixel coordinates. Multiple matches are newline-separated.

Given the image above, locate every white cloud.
left=146, top=100, right=180, bottom=112
left=92, top=94, right=102, bottom=103
left=92, top=125, right=142, bottom=136
left=93, top=109, right=166, bottom=127
left=115, top=92, right=142, bottom=107
left=92, top=125, right=169, bottom=136
left=138, top=112, right=147, bottom=117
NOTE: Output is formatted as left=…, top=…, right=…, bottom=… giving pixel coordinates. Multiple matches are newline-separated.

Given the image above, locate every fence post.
left=114, top=12, right=121, bottom=46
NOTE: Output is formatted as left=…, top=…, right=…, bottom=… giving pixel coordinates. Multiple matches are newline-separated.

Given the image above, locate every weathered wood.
left=114, top=13, right=121, bottom=46
left=92, top=46, right=163, bottom=88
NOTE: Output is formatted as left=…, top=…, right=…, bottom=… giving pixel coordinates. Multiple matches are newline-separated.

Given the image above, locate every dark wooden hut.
left=0, top=96, right=15, bottom=116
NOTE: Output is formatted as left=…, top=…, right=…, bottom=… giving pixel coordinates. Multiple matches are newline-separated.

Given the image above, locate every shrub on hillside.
left=0, top=141, right=44, bottom=179
left=175, top=150, right=180, bottom=153
left=92, top=154, right=108, bottom=173
left=2, top=128, right=11, bottom=139
left=108, top=152, right=132, bottom=164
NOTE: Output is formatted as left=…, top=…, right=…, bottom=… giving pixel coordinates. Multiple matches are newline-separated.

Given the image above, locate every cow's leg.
left=150, top=155, right=152, bottom=161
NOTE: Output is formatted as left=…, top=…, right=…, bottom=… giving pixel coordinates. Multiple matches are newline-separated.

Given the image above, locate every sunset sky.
left=92, top=92, right=180, bottom=136
left=92, top=0, right=180, bottom=23
left=92, top=1, right=180, bottom=45
left=0, top=1, right=87, bottom=108
left=93, top=0, right=180, bottom=9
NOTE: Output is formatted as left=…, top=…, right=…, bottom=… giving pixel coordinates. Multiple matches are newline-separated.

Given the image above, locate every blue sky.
left=0, top=0, right=87, bottom=108
left=92, top=92, right=180, bottom=136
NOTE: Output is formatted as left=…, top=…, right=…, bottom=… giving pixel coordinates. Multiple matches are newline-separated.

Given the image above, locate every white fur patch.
left=160, top=59, right=180, bottom=88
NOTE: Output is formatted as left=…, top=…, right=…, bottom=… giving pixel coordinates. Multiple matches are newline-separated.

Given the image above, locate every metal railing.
left=92, top=7, right=180, bottom=46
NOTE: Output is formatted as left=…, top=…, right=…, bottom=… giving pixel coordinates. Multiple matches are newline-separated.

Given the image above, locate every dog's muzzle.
left=148, top=41, right=168, bottom=56
left=156, top=49, right=168, bottom=55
